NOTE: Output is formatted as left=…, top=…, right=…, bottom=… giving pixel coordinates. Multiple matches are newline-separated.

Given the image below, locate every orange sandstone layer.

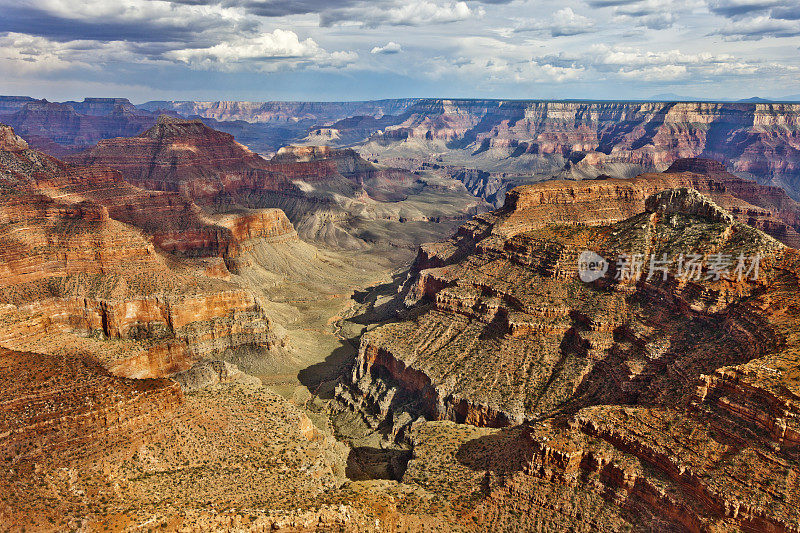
left=0, top=124, right=288, bottom=378
left=341, top=185, right=800, bottom=531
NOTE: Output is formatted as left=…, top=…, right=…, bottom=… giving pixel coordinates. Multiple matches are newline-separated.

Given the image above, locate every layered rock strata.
left=495, top=158, right=800, bottom=247
left=0, top=98, right=155, bottom=156
left=341, top=182, right=800, bottom=530
left=360, top=99, right=800, bottom=195
left=0, top=123, right=288, bottom=378
left=69, top=117, right=477, bottom=249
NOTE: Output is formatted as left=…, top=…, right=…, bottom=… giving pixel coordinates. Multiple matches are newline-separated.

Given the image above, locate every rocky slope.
left=0, top=347, right=383, bottom=531
left=69, top=116, right=487, bottom=251
left=486, top=158, right=800, bottom=247
left=0, top=123, right=297, bottom=379
left=351, top=99, right=800, bottom=197
left=0, top=98, right=156, bottom=156
left=339, top=179, right=800, bottom=530
left=0, top=347, right=183, bottom=467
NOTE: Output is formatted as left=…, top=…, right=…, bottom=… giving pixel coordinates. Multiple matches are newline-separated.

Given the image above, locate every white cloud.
left=165, top=29, right=358, bottom=70
left=529, top=44, right=792, bottom=84
left=716, top=14, right=800, bottom=38
left=516, top=8, right=596, bottom=36
left=616, top=64, right=689, bottom=80
left=320, top=1, right=479, bottom=28
left=0, top=0, right=798, bottom=99
left=371, top=41, right=403, bottom=54
left=0, top=32, right=149, bottom=73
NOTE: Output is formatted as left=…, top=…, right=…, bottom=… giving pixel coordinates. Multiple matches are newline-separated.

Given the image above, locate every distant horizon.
left=4, top=94, right=800, bottom=106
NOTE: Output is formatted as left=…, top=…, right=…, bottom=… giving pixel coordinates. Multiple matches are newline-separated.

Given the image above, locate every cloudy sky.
left=0, top=0, right=798, bottom=102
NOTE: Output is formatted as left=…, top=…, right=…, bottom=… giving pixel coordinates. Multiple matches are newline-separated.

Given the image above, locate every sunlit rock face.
left=0, top=123, right=291, bottom=379
left=342, top=175, right=800, bottom=531
left=68, top=116, right=459, bottom=249
left=352, top=99, right=800, bottom=194
left=493, top=158, right=800, bottom=247
left=68, top=115, right=293, bottom=198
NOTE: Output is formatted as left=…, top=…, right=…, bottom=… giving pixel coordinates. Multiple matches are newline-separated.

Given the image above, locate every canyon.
left=1, top=96, right=800, bottom=532
left=4, top=96, right=800, bottom=201
left=67, top=114, right=487, bottom=251
left=340, top=180, right=800, bottom=531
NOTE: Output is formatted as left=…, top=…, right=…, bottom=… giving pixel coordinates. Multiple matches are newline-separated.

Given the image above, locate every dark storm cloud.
left=773, top=4, right=800, bottom=19
left=707, top=0, right=783, bottom=18
left=171, top=0, right=511, bottom=18
left=585, top=0, right=641, bottom=7
left=708, top=0, right=800, bottom=39
left=0, top=2, right=256, bottom=45
left=716, top=18, right=800, bottom=38
left=583, top=0, right=682, bottom=30
left=169, top=0, right=363, bottom=17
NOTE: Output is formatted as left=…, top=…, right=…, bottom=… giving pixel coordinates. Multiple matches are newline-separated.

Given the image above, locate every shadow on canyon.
left=455, top=426, right=532, bottom=476
left=345, top=446, right=412, bottom=481
left=296, top=270, right=410, bottom=399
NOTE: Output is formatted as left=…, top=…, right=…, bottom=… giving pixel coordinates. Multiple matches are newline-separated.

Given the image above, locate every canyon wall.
left=339, top=174, right=800, bottom=531
left=0, top=123, right=294, bottom=378
left=0, top=98, right=156, bottom=156
left=350, top=99, right=800, bottom=198
left=137, top=98, right=420, bottom=124
left=67, top=116, right=474, bottom=250
left=7, top=96, right=800, bottom=199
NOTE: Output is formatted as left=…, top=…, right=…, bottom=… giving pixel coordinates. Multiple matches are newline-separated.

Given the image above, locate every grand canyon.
left=0, top=93, right=798, bottom=531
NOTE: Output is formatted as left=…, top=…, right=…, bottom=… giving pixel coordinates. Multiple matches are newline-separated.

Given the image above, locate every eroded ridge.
left=339, top=181, right=800, bottom=531
left=0, top=123, right=295, bottom=378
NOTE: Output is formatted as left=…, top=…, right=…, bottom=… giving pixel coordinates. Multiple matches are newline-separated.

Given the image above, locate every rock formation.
left=0, top=123, right=294, bottom=379
left=68, top=117, right=483, bottom=250
left=340, top=180, right=800, bottom=530
left=0, top=345, right=377, bottom=531
left=0, top=121, right=415, bottom=529
left=138, top=98, right=419, bottom=124
left=171, top=360, right=262, bottom=392
left=5, top=96, right=800, bottom=196
left=68, top=114, right=291, bottom=197
left=490, top=158, right=800, bottom=247
left=354, top=99, right=800, bottom=197
left=0, top=98, right=156, bottom=156
left=0, top=347, right=183, bottom=466
left=8, top=96, right=800, bottom=529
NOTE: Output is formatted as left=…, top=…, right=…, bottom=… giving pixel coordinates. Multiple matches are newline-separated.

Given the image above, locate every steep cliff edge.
left=69, top=117, right=485, bottom=251
left=358, top=99, right=800, bottom=197
left=0, top=124, right=293, bottom=378
left=68, top=115, right=291, bottom=198
left=495, top=158, right=800, bottom=247
left=0, top=99, right=155, bottom=156
left=339, top=181, right=800, bottom=531
left=0, top=122, right=405, bottom=529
